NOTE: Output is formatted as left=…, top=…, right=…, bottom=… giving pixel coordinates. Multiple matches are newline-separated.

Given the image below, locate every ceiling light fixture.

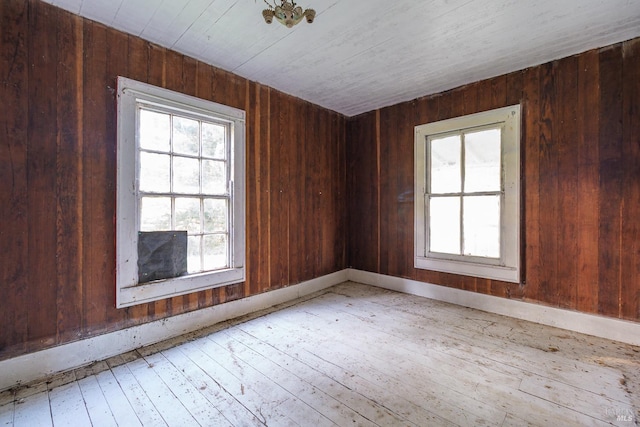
left=261, top=0, right=315, bottom=28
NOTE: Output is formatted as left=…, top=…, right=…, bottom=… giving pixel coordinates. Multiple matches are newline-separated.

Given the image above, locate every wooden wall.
left=0, top=0, right=346, bottom=360
left=347, top=38, right=640, bottom=322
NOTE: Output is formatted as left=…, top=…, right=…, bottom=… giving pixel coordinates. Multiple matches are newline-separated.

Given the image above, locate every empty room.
left=1, top=0, right=640, bottom=425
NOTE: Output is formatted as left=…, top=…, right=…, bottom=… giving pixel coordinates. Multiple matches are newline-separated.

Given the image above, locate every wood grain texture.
left=55, top=9, right=84, bottom=343
left=3, top=284, right=638, bottom=426
left=347, top=40, right=640, bottom=321
left=0, top=0, right=346, bottom=361
left=621, top=39, right=640, bottom=321
left=346, top=111, right=378, bottom=272
left=575, top=50, right=600, bottom=315
left=598, top=45, right=624, bottom=318
left=555, top=56, right=578, bottom=310
left=27, top=0, right=59, bottom=351
left=0, top=0, right=29, bottom=356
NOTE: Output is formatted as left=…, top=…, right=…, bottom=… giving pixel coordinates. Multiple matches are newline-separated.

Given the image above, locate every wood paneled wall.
left=0, top=0, right=346, bottom=360
left=347, top=38, right=640, bottom=321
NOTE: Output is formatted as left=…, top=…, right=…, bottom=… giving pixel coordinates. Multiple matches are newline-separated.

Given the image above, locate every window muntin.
left=116, top=77, right=246, bottom=308
left=415, top=105, right=520, bottom=283
left=137, top=105, right=231, bottom=274
left=426, top=124, right=503, bottom=261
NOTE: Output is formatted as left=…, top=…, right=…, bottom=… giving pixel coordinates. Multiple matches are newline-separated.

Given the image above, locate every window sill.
left=415, top=256, right=519, bottom=283
left=116, top=267, right=245, bottom=308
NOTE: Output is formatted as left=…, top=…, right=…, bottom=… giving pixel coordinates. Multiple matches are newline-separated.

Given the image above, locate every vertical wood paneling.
left=27, top=0, right=59, bottom=350
left=104, top=26, right=128, bottom=328
left=620, top=39, right=640, bottom=321
left=379, top=106, right=396, bottom=276
left=256, top=85, right=272, bottom=292
left=397, top=101, right=415, bottom=280
left=269, top=91, right=290, bottom=289
left=522, top=66, right=541, bottom=302
left=347, top=39, right=640, bottom=322
left=537, top=62, right=559, bottom=306
left=346, top=112, right=378, bottom=272
left=597, top=45, right=624, bottom=317
left=0, top=0, right=347, bottom=361
left=82, top=19, right=110, bottom=334
left=555, top=56, right=579, bottom=309
left=287, top=99, right=302, bottom=285
left=55, top=10, right=83, bottom=343
left=0, top=0, right=29, bottom=355
left=575, top=50, right=600, bottom=314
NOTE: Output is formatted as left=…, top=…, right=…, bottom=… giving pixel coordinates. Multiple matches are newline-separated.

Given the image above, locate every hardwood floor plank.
left=225, top=326, right=429, bottom=426
left=253, top=300, right=618, bottom=426
left=77, top=375, right=118, bottom=427
left=178, top=340, right=299, bottom=426
left=330, top=284, right=632, bottom=403
left=519, top=374, right=632, bottom=424
left=49, top=382, right=92, bottom=427
left=109, top=363, right=168, bottom=426
left=125, top=358, right=198, bottom=426
left=161, top=345, right=265, bottom=426
left=194, top=337, right=330, bottom=427
left=12, top=391, right=51, bottom=427
left=93, top=369, right=143, bottom=427
left=209, top=331, right=397, bottom=426
left=0, top=403, right=13, bottom=427
left=236, top=315, right=497, bottom=425
left=141, top=351, right=232, bottom=426
left=2, top=283, right=638, bottom=426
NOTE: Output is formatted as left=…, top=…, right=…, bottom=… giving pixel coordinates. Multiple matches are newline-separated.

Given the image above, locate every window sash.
left=414, top=105, right=520, bottom=283
left=116, top=76, right=246, bottom=308
left=425, top=125, right=504, bottom=263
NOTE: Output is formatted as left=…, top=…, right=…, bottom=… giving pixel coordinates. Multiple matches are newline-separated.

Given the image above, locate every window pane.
left=175, top=197, right=201, bottom=234
left=465, top=128, right=501, bottom=192
left=463, top=195, right=500, bottom=258
left=203, top=234, right=228, bottom=270
left=204, top=199, right=228, bottom=233
left=173, top=156, right=200, bottom=194
left=139, top=152, right=170, bottom=193
left=173, top=116, right=199, bottom=156
left=429, top=197, right=460, bottom=254
left=139, top=109, right=170, bottom=152
left=202, top=160, right=226, bottom=195
left=140, top=197, right=171, bottom=231
left=187, top=235, right=202, bottom=273
left=202, top=122, right=226, bottom=159
left=430, top=135, right=461, bottom=194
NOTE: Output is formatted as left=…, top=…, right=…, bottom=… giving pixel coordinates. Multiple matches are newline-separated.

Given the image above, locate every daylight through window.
left=415, top=105, right=520, bottom=283
left=116, top=77, right=246, bottom=308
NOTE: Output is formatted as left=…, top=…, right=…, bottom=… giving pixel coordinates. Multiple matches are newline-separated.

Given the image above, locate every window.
left=414, top=105, right=520, bottom=283
left=116, top=77, right=245, bottom=308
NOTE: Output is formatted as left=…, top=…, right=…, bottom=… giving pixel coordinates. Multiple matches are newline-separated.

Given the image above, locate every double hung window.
left=116, top=77, right=246, bottom=307
left=414, top=105, right=520, bottom=283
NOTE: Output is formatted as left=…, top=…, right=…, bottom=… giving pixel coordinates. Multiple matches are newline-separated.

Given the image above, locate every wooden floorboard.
left=1, top=282, right=639, bottom=426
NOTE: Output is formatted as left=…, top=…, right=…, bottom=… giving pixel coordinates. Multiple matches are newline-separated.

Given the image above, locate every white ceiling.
left=43, top=0, right=640, bottom=117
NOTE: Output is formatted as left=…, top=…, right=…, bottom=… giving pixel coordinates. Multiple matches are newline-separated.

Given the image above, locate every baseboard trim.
left=347, top=269, right=640, bottom=347
left=0, top=269, right=348, bottom=392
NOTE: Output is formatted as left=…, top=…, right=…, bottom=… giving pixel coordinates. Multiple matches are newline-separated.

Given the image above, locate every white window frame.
left=116, top=76, right=246, bottom=308
left=414, top=105, right=520, bottom=283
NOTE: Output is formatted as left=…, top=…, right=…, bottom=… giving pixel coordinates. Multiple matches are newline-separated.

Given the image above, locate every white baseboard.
left=347, top=269, right=640, bottom=347
left=4, top=268, right=637, bottom=392
left=0, top=269, right=348, bottom=392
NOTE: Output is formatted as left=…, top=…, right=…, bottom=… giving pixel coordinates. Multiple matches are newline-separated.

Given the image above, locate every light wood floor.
left=1, top=282, right=639, bottom=426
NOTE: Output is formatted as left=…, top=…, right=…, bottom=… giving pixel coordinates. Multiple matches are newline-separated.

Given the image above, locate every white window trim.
left=116, top=76, right=246, bottom=308
left=414, top=105, right=520, bottom=283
